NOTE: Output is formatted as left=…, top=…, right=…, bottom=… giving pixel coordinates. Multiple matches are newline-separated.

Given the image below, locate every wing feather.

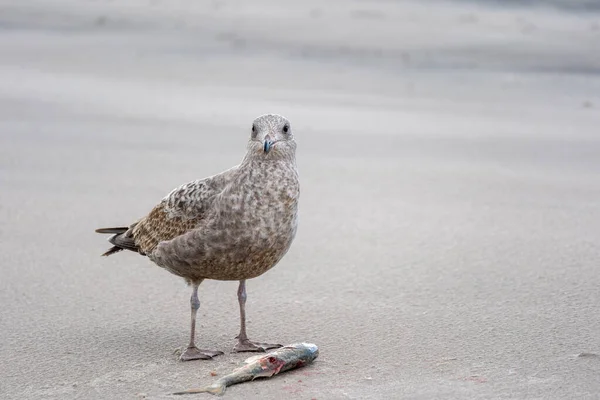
left=131, top=166, right=238, bottom=255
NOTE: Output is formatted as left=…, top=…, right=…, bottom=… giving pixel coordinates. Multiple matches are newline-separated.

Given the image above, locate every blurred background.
left=1, top=1, right=599, bottom=399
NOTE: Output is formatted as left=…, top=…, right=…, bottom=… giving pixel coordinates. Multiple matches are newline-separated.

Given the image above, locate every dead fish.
left=173, top=343, right=319, bottom=396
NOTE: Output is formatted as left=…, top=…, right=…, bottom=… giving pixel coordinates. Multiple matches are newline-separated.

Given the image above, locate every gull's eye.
left=251, top=124, right=257, bottom=137
left=282, top=125, right=289, bottom=134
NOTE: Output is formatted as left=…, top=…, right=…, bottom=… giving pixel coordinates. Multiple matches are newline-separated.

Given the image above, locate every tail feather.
left=96, top=226, right=140, bottom=256
left=172, top=382, right=227, bottom=396
left=96, top=227, right=129, bottom=234
left=101, top=246, right=124, bottom=257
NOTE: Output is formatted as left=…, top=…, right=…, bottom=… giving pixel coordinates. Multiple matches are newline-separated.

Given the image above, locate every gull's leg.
left=233, top=279, right=282, bottom=352
left=180, top=280, right=224, bottom=361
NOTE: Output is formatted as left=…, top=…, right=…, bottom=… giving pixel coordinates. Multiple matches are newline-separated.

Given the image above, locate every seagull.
left=96, top=114, right=299, bottom=361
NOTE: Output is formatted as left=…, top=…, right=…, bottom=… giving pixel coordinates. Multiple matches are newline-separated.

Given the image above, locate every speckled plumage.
left=100, top=114, right=299, bottom=284
left=96, top=114, right=299, bottom=360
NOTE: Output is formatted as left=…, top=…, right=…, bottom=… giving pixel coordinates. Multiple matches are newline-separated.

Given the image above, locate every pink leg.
left=233, top=280, right=282, bottom=353
left=180, top=281, right=224, bottom=361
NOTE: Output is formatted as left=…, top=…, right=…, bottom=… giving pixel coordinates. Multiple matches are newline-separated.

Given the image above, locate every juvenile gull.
left=96, top=114, right=299, bottom=361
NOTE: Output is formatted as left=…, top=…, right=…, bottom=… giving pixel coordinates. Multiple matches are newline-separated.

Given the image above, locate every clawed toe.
left=233, top=340, right=282, bottom=353
left=180, top=346, right=224, bottom=361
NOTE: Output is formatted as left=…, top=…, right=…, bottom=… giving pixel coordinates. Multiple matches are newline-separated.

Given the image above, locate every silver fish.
left=173, top=343, right=319, bottom=396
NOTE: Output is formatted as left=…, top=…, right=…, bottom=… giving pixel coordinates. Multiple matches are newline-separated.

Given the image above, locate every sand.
left=1, top=0, right=599, bottom=398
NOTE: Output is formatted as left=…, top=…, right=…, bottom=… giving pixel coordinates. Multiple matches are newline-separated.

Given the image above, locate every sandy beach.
left=1, top=0, right=599, bottom=398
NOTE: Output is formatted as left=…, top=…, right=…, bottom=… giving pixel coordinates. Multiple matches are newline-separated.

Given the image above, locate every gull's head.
left=248, top=114, right=296, bottom=158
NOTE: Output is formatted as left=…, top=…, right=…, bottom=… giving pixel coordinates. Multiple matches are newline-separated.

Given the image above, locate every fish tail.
left=172, top=382, right=227, bottom=396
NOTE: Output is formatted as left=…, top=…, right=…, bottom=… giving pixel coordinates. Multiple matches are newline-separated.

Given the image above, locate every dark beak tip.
left=264, top=141, right=272, bottom=153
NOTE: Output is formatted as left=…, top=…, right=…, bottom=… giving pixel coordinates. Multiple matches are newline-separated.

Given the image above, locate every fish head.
left=286, top=342, right=319, bottom=362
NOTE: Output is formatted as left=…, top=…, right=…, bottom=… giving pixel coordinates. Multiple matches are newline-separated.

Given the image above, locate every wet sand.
left=1, top=1, right=599, bottom=398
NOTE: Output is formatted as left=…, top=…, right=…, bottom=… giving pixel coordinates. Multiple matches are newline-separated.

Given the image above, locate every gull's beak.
left=263, top=134, right=273, bottom=154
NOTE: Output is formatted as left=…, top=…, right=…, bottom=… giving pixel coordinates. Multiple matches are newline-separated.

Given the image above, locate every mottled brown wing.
left=131, top=204, right=202, bottom=255
left=131, top=166, right=238, bottom=255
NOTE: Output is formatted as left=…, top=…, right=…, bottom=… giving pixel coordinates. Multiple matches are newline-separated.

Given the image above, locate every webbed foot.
left=233, top=339, right=282, bottom=353
left=180, top=346, right=224, bottom=361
